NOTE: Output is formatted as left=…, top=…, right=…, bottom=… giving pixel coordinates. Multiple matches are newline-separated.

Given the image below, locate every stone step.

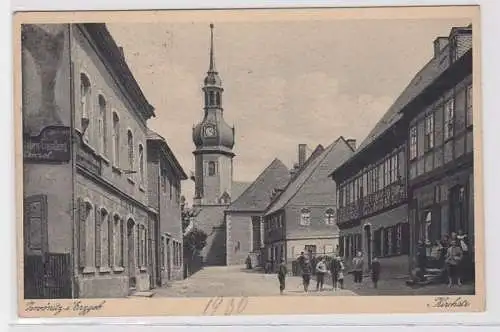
left=129, top=291, right=155, bottom=298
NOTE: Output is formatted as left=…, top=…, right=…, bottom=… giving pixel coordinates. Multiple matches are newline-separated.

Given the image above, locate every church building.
left=191, top=24, right=249, bottom=266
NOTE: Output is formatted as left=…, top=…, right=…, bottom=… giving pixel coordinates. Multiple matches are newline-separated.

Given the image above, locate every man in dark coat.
left=277, top=258, right=288, bottom=295
left=330, top=255, right=341, bottom=290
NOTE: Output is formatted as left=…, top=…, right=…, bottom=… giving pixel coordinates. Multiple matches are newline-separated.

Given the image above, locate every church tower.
left=192, top=24, right=235, bottom=207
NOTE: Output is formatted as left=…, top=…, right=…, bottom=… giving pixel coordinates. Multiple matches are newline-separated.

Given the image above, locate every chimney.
left=433, top=37, right=449, bottom=57
left=346, top=139, right=357, bottom=151
left=298, top=144, right=307, bottom=167
left=290, top=163, right=300, bottom=178
left=118, top=46, right=125, bottom=58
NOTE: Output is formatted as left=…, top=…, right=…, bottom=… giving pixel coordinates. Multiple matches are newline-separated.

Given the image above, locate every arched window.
left=78, top=199, right=94, bottom=269
left=112, top=112, right=120, bottom=166
left=127, top=130, right=134, bottom=171
left=324, top=208, right=335, bottom=225
left=138, top=144, right=144, bottom=185
left=300, top=208, right=311, bottom=226
left=80, top=74, right=91, bottom=142
left=216, top=92, right=221, bottom=107
left=98, top=95, right=107, bottom=155
left=204, top=92, right=209, bottom=107
left=208, top=161, right=216, bottom=176
left=97, top=208, right=112, bottom=268
left=113, top=214, right=123, bottom=267
left=209, top=91, right=215, bottom=106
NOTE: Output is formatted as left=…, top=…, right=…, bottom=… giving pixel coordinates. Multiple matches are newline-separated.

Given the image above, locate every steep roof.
left=146, top=129, right=188, bottom=180
left=231, top=181, right=252, bottom=202
left=227, top=158, right=291, bottom=212
left=79, top=23, right=155, bottom=119
left=265, top=137, right=354, bottom=216
left=336, top=36, right=457, bottom=174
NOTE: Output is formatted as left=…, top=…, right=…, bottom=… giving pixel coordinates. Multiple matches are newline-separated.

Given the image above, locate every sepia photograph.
left=14, top=5, right=484, bottom=317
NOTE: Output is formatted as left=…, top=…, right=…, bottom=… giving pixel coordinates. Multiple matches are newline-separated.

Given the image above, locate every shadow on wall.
left=205, top=225, right=227, bottom=266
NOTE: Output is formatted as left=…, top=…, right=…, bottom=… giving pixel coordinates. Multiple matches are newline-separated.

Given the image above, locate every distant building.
left=191, top=24, right=250, bottom=266
left=225, top=159, right=291, bottom=267
left=262, top=139, right=355, bottom=267
left=403, top=25, right=473, bottom=275
left=22, top=23, right=185, bottom=299
left=146, top=130, right=188, bottom=286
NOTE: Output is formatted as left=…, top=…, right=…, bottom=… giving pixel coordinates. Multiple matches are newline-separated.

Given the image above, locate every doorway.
left=127, top=219, right=136, bottom=289
left=363, top=224, right=372, bottom=267
left=449, top=185, right=466, bottom=234
left=166, top=237, right=172, bottom=281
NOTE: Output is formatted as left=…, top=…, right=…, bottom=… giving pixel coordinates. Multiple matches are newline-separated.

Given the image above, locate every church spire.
left=209, top=23, right=216, bottom=73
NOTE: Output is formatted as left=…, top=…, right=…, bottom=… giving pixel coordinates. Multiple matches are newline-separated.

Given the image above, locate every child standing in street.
left=315, top=256, right=327, bottom=292
left=337, top=258, right=345, bottom=289
left=371, top=256, right=381, bottom=289
left=277, top=258, right=287, bottom=295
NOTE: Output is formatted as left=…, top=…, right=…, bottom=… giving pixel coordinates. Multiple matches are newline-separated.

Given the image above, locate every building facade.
left=262, top=139, right=354, bottom=269
left=146, top=130, right=187, bottom=286
left=225, top=158, right=290, bottom=267
left=22, top=23, right=184, bottom=298
left=332, top=117, right=409, bottom=275
left=404, top=26, right=474, bottom=275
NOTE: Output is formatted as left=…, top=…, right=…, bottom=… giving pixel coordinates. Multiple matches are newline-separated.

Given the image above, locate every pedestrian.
left=416, top=240, right=427, bottom=281
left=371, top=256, right=381, bottom=289
left=277, top=258, right=287, bottom=295
left=337, top=258, right=345, bottom=289
left=446, top=240, right=464, bottom=287
left=352, top=251, right=364, bottom=286
left=457, top=229, right=470, bottom=281
left=315, top=256, right=327, bottom=291
left=330, top=255, right=341, bottom=290
left=301, top=257, right=312, bottom=293
left=245, top=254, right=252, bottom=270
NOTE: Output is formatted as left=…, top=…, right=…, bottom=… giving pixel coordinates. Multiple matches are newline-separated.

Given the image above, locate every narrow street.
left=154, top=266, right=356, bottom=297
left=154, top=266, right=475, bottom=298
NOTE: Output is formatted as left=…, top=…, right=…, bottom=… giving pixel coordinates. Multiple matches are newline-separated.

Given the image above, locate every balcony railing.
left=337, top=179, right=407, bottom=225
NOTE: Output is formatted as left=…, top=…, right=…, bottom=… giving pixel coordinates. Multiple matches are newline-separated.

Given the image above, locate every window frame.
left=300, top=208, right=311, bottom=226
left=409, top=125, right=417, bottom=160
left=444, top=98, right=455, bottom=141
left=424, top=112, right=435, bottom=151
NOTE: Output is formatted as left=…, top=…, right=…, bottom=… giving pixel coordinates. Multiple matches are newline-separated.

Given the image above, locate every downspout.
left=68, top=23, right=78, bottom=299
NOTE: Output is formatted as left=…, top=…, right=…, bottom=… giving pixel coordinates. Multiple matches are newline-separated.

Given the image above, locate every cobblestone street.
left=154, top=266, right=357, bottom=297
left=153, top=266, right=475, bottom=298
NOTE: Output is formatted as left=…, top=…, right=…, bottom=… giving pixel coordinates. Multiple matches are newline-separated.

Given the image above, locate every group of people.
left=276, top=251, right=382, bottom=295
left=417, top=230, right=470, bottom=287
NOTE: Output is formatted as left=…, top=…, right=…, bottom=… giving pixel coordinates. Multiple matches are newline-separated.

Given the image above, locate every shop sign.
left=23, top=126, right=71, bottom=163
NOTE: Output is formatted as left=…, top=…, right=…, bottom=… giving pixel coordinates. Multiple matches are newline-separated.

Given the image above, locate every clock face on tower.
left=203, top=125, right=217, bottom=138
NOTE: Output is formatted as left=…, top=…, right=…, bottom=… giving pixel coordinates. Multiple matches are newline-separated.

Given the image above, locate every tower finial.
left=209, top=23, right=216, bottom=72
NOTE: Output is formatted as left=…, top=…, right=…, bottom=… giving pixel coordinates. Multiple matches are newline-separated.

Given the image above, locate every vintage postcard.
left=14, top=5, right=485, bottom=318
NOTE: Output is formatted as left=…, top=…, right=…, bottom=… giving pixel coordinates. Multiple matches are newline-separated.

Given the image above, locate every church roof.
left=265, top=137, right=354, bottom=216
left=231, top=181, right=252, bottom=202
left=227, top=158, right=291, bottom=212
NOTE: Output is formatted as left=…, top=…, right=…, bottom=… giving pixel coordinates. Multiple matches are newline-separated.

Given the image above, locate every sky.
left=106, top=16, right=471, bottom=205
